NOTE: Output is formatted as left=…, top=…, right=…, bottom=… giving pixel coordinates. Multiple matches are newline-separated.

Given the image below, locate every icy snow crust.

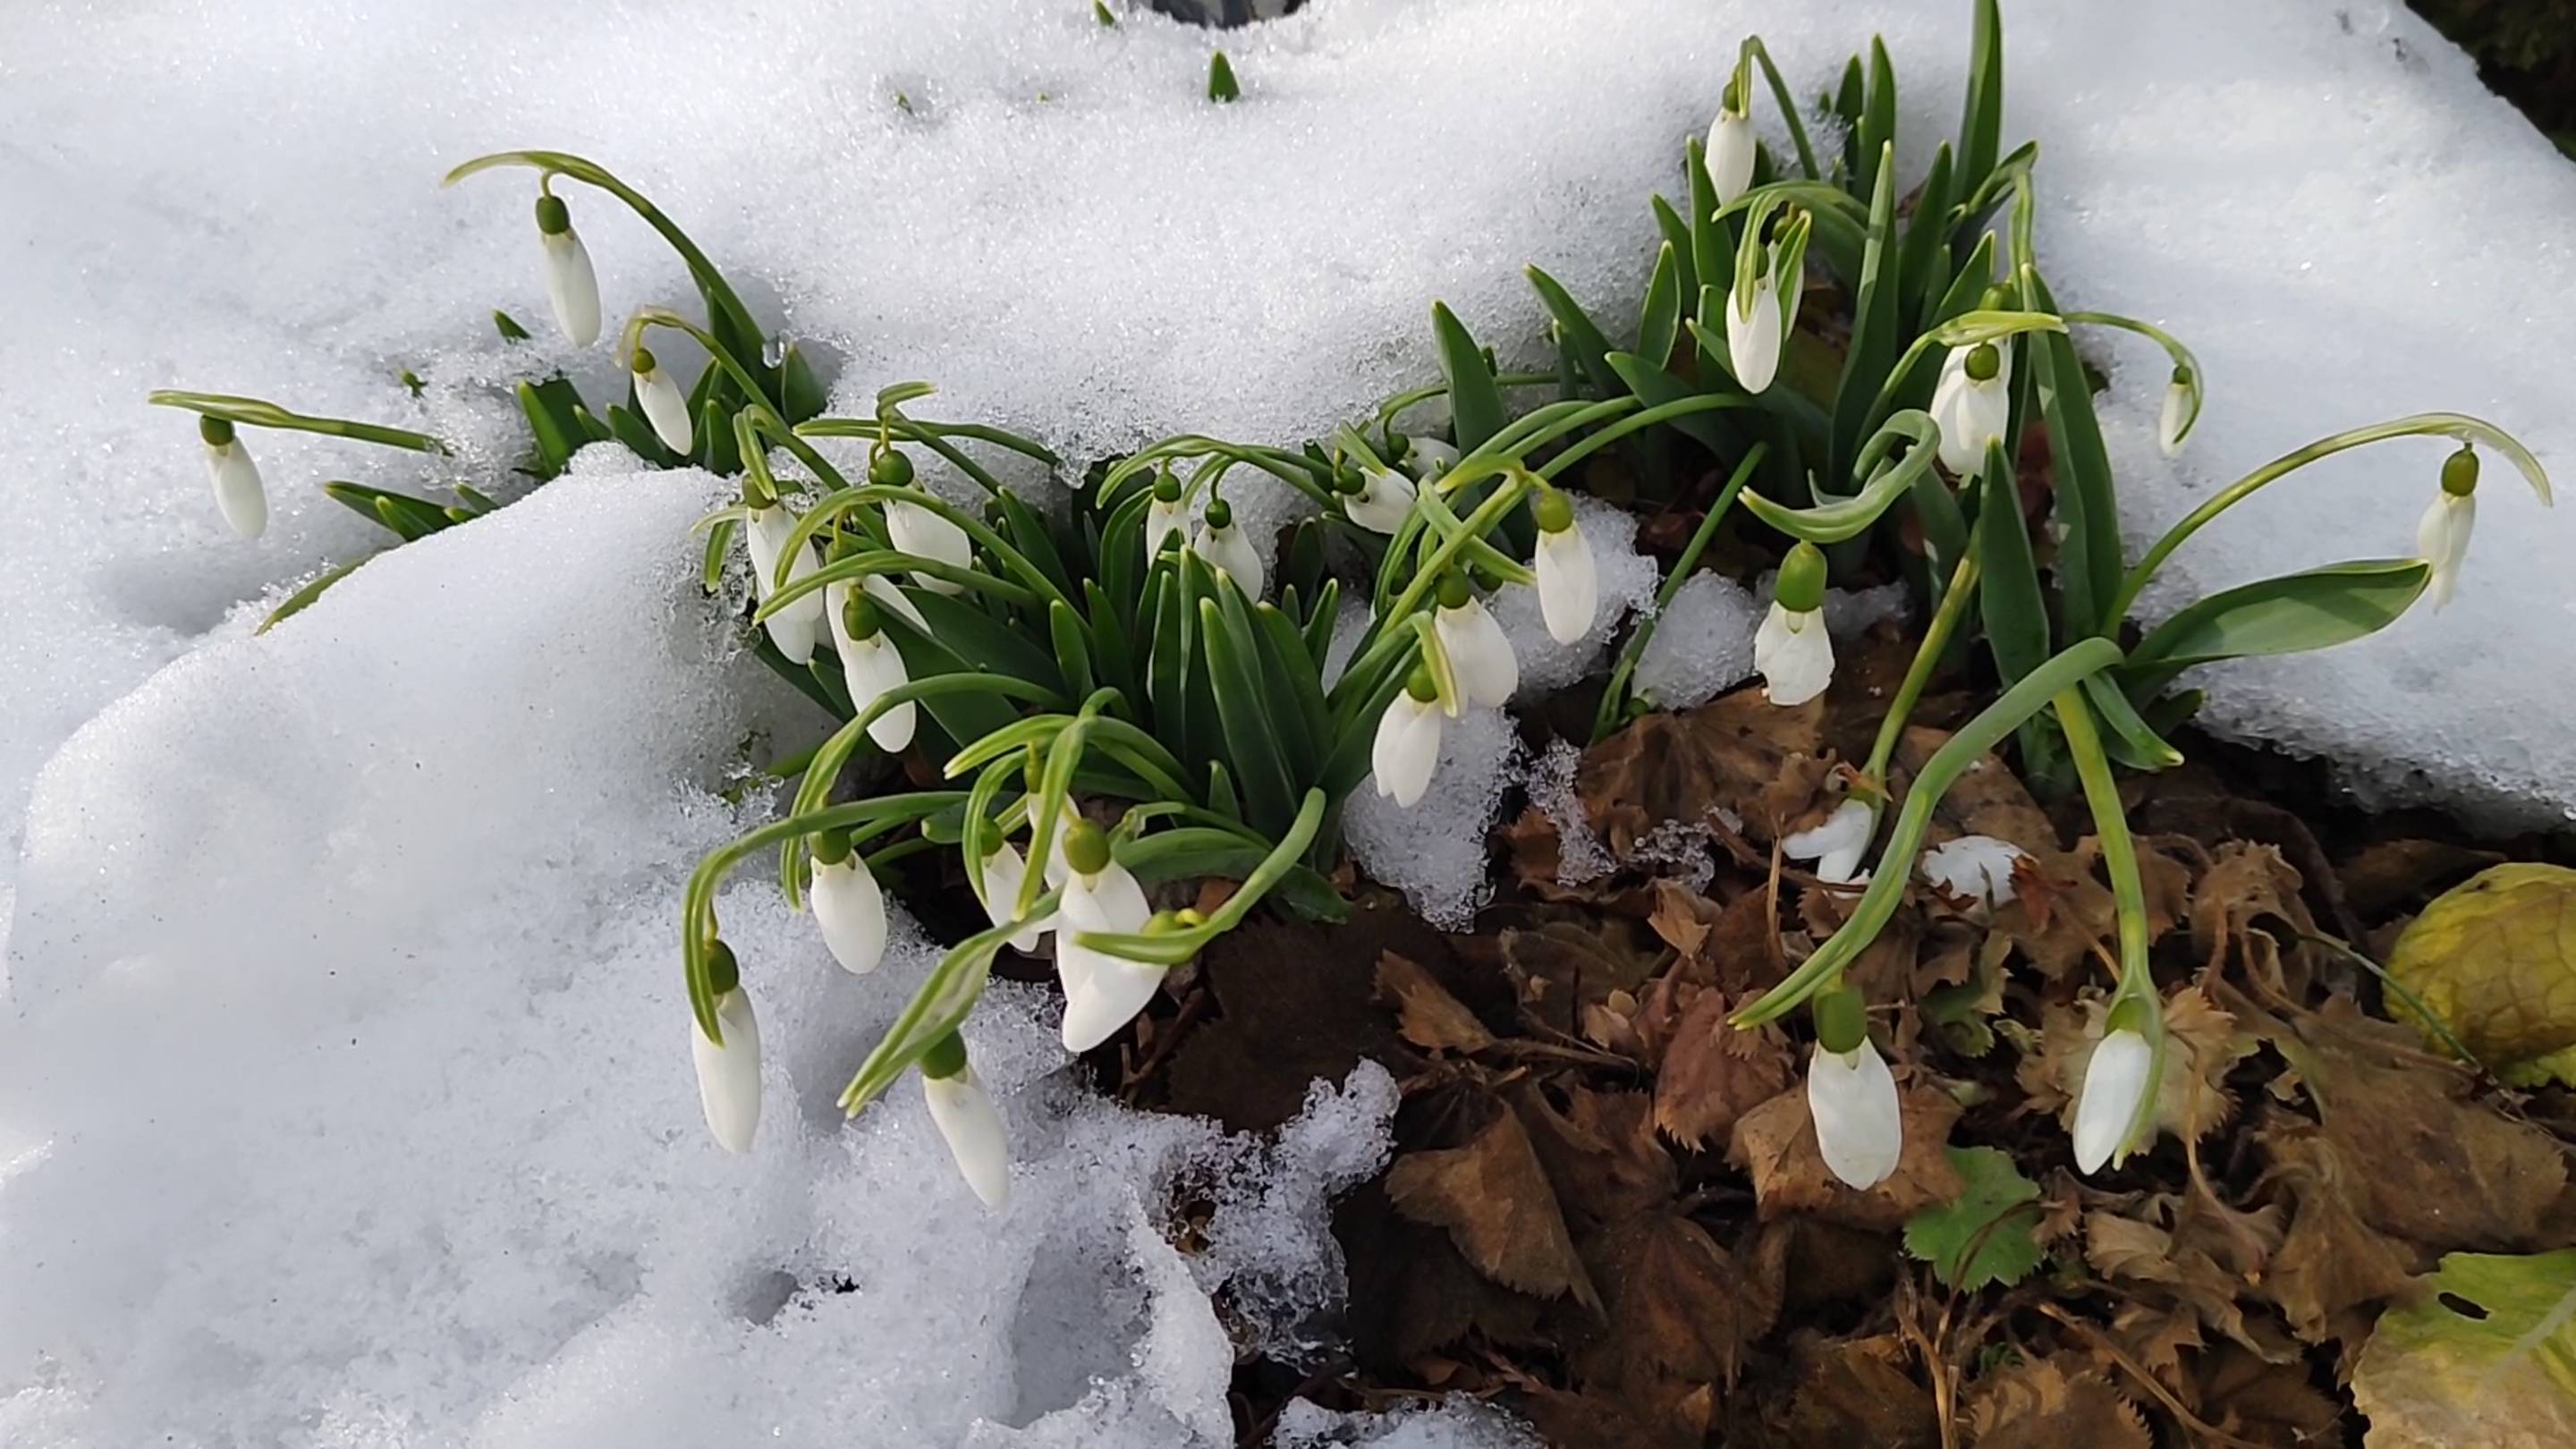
left=3, top=0, right=2572, bottom=1442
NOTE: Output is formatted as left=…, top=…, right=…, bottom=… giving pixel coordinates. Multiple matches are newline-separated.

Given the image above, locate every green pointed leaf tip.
left=1903, top=1147, right=2045, bottom=1291
left=1207, top=51, right=1239, bottom=103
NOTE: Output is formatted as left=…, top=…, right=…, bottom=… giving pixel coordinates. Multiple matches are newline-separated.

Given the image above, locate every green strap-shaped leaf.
left=2025, top=267, right=2122, bottom=633
left=2124, top=558, right=2431, bottom=678
left=1249, top=599, right=1329, bottom=782
left=1524, top=266, right=1623, bottom=396
left=1857, top=38, right=1897, bottom=204
left=1199, top=597, right=1299, bottom=835
left=1895, top=143, right=1955, bottom=311
left=1634, top=243, right=1683, bottom=374
left=1649, top=193, right=1699, bottom=305
left=1976, top=444, right=2050, bottom=684
left=1739, top=410, right=1938, bottom=543
left=258, top=555, right=377, bottom=633
left=2080, top=673, right=2184, bottom=771
left=1828, top=146, right=1902, bottom=486
left=1048, top=599, right=1096, bottom=704
left=1958, top=0, right=2005, bottom=186
left=1430, top=302, right=1505, bottom=451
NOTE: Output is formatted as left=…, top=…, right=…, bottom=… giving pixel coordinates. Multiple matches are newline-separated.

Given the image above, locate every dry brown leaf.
left=1653, top=989, right=1796, bottom=1148
left=2256, top=1117, right=2425, bottom=1342
left=1513, top=1085, right=1677, bottom=1226
left=2021, top=987, right=2256, bottom=1151
left=1728, top=1081, right=1966, bottom=1232
left=1779, top=1333, right=1938, bottom=1448
left=1500, top=919, right=1663, bottom=1039
left=1377, top=950, right=1494, bottom=1054
left=1575, top=692, right=1833, bottom=854
left=2337, top=836, right=2506, bottom=919
left=1386, top=1107, right=1601, bottom=1309
left=1574, top=1210, right=1771, bottom=1392
left=1962, top=1357, right=2151, bottom=1449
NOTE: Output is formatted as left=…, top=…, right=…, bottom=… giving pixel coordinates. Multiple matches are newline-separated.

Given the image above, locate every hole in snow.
left=733, top=1268, right=802, bottom=1326
left=1000, top=1225, right=1149, bottom=1428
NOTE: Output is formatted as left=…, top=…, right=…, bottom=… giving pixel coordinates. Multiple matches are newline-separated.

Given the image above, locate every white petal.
left=749, top=507, right=826, bottom=621
left=205, top=441, right=268, bottom=539
left=2416, top=492, right=2474, bottom=609
left=1065, top=860, right=1152, bottom=935
left=1406, top=436, right=1460, bottom=482
left=2072, top=1028, right=2156, bottom=1174
left=1807, top=1041, right=1902, bottom=1190
left=810, top=857, right=888, bottom=976
left=1056, top=865, right=1164, bottom=1051
left=1784, top=799, right=1877, bottom=885
left=831, top=609, right=916, bottom=752
left=1932, top=352, right=2010, bottom=477
left=1725, top=275, right=1783, bottom=394
left=887, top=499, right=972, bottom=595
left=1436, top=598, right=1519, bottom=708
left=1371, top=694, right=1443, bottom=808
left=1752, top=603, right=1833, bottom=707
left=541, top=228, right=601, bottom=348
left=2157, top=381, right=2190, bottom=457
left=863, top=573, right=929, bottom=634
left=1145, top=498, right=1191, bottom=560
left=691, top=988, right=762, bottom=1154
left=1918, top=835, right=2029, bottom=911
left=637, top=368, right=693, bottom=455
left=1196, top=523, right=1267, bottom=601
left=922, top=1066, right=1011, bottom=1208
left=1707, top=109, right=1758, bottom=206
left=1536, top=522, right=1597, bottom=646
left=980, top=842, right=1054, bottom=952
left=1347, top=469, right=1416, bottom=534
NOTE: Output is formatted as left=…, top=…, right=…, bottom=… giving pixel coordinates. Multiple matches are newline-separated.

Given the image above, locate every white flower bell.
left=1433, top=575, right=1517, bottom=712
left=1054, top=821, right=1161, bottom=1052
left=1405, top=436, right=1460, bottom=484
left=1345, top=466, right=1417, bottom=535
left=690, top=942, right=761, bottom=1154
left=1752, top=541, right=1833, bottom=707
left=1145, top=476, right=1191, bottom=560
left=1724, top=252, right=1785, bottom=394
left=809, top=832, right=888, bottom=976
left=826, top=584, right=915, bottom=751
left=198, top=415, right=268, bottom=539
left=1784, top=798, right=1877, bottom=886
left=2072, top=1019, right=2156, bottom=1174
left=1371, top=669, right=1445, bottom=809
left=631, top=346, right=693, bottom=456
left=1192, top=498, right=1267, bottom=601
left=920, top=1035, right=1010, bottom=1208
left=1806, top=985, right=1901, bottom=1190
left=1533, top=490, right=1597, bottom=646
left=2417, top=446, right=2479, bottom=609
left=886, top=497, right=973, bottom=597
left=2157, top=364, right=2194, bottom=457
left=1918, top=835, right=2029, bottom=913
left=534, top=192, right=600, bottom=347
left=1706, top=74, right=1758, bottom=207
left=1930, top=342, right=2011, bottom=478
left=979, top=838, right=1055, bottom=952
left=742, top=494, right=823, bottom=665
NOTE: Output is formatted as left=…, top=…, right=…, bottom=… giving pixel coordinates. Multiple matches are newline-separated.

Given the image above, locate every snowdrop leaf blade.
left=841, top=936, right=1004, bottom=1115
left=1894, top=143, right=1954, bottom=312
left=1648, top=193, right=1699, bottom=301
left=2024, top=269, right=2122, bottom=634
left=901, top=590, right=1063, bottom=693
left=1738, top=409, right=1936, bottom=543
left=1199, top=599, right=1299, bottom=835
left=1047, top=600, right=1096, bottom=705
left=1430, top=301, right=1506, bottom=451
left=1858, top=38, right=1896, bottom=202
left=2079, top=673, right=2184, bottom=771
left=1685, top=138, right=1731, bottom=311
left=258, top=555, right=375, bottom=634
left=2126, top=558, right=2431, bottom=675
left=1603, top=352, right=1738, bottom=455
left=1959, top=0, right=2006, bottom=184
left=1976, top=449, right=2051, bottom=684
left=1634, top=243, right=1682, bottom=371
left=1828, top=145, right=1902, bottom=484
left=1524, top=264, right=1622, bottom=396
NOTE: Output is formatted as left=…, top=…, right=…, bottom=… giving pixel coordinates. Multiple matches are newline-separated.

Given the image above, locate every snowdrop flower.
left=1145, top=474, right=1191, bottom=559
left=2417, top=445, right=2479, bottom=609
left=1405, top=436, right=1460, bottom=484
left=1706, top=76, right=1757, bottom=206
left=1784, top=798, right=1876, bottom=885
left=826, top=585, right=915, bottom=751
left=2072, top=1020, right=2156, bottom=1174
left=886, top=498, right=973, bottom=597
left=808, top=830, right=888, bottom=976
left=1532, top=490, right=1597, bottom=646
left=978, top=838, right=1055, bottom=952
left=1372, top=668, right=1445, bottom=809
left=630, top=346, right=693, bottom=456
left=1930, top=342, right=2011, bottom=478
left=533, top=192, right=599, bottom=347
left=198, top=415, right=267, bottom=538
left=1918, top=835, right=2029, bottom=913
left=742, top=490, right=823, bottom=665
left=1343, top=465, right=1417, bottom=535
left=1433, top=573, right=1517, bottom=712
left=2157, top=364, right=2193, bottom=457
left=1055, top=821, right=1161, bottom=1052
left=919, top=1034, right=1010, bottom=1208
left=1752, top=541, right=1832, bottom=706
left=1724, top=249, right=1785, bottom=394
left=690, top=941, right=761, bottom=1154
left=1191, top=498, right=1267, bottom=600
left=1806, top=986, right=1900, bottom=1189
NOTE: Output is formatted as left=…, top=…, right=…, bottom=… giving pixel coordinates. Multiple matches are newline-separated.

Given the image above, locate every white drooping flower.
left=809, top=841, right=888, bottom=977
left=743, top=502, right=824, bottom=665
left=1371, top=674, right=1445, bottom=809
left=1807, top=1038, right=1902, bottom=1190
left=1753, top=540, right=1832, bottom=707
left=2157, top=367, right=2193, bottom=457
left=1405, top=436, right=1460, bottom=484
left=198, top=417, right=267, bottom=539
left=886, top=497, right=973, bottom=596
left=1433, top=582, right=1518, bottom=712
left=1706, top=77, right=1758, bottom=206
left=979, top=838, right=1055, bottom=952
left=691, top=949, right=761, bottom=1154
left=921, top=1052, right=1011, bottom=1209
left=826, top=583, right=915, bottom=751
left=2417, top=447, right=2480, bottom=609
left=1145, top=480, right=1191, bottom=561
left=1930, top=343, right=2011, bottom=478
left=1725, top=255, right=1784, bottom=394
left=1532, top=495, right=1597, bottom=646
left=1054, top=823, right=1160, bottom=1053
left=1918, top=835, right=2029, bottom=913
left=1192, top=501, right=1267, bottom=600
left=1784, top=799, right=1877, bottom=885
left=1345, top=466, right=1417, bottom=535
left=2072, top=1024, right=2156, bottom=1174
left=533, top=192, right=600, bottom=347
left=631, top=346, right=693, bottom=456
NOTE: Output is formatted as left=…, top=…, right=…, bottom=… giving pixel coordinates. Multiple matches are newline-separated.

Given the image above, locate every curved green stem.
left=1373, top=372, right=1559, bottom=435
left=148, top=391, right=446, bottom=454
left=1072, top=789, right=1327, bottom=966
left=1591, top=445, right=1765, bottom=739
left=758, top=548, right=1036, bottom=618
left=773, top=482, right=1069, bottom=609
left=1742, top=37, right=1822, bottom=182
left=1861, top=544, right=1983, bottom=783
left=2060, top=309, right=2205, bottom=447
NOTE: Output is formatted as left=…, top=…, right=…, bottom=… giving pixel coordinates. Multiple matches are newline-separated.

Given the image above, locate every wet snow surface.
left=2, top=0, right=2570, bottom=1443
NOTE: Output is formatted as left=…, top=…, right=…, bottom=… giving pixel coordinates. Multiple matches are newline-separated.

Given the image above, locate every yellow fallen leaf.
left=2386, top=863, right=2576, bottom=1085
left=2351, top=1249, right=2576, bottom=1449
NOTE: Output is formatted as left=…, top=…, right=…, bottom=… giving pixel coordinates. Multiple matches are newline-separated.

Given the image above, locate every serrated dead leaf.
left=1653, top=988, right=1795, bottom=1148
left=1386, top=1106, right=1600, bottom=1309
left=1377, top=950, right=1494, bottom=1054
left=1729, top=1080, right=1966, bottom=1232
left=1962, top=1357, right=2150, bottom=1449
